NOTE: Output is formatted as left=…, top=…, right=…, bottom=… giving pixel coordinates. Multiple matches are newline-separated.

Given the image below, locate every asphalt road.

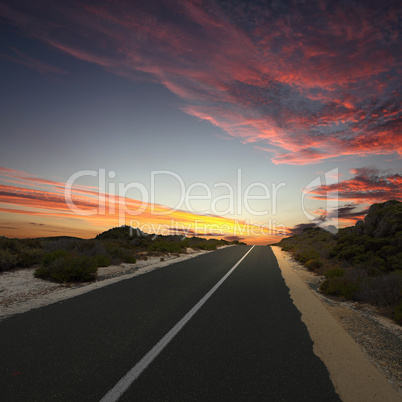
left=0, top=245, right=340, bottom=401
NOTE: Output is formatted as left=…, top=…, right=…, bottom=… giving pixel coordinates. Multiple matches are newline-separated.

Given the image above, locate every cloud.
left=0, top=0, right=400, bottom=164
left=286, top=201, right=372, bottom=235
left=0, top=46, right=69, bottom=75
left=332, top=203, right=370, bottom=223
left=309, top=167, right=402, bottom=203
left=0, top=168, right=273, bottom=242
left=224, top=235, right=245, bottom=242
left=167, top=228, right=195, bottom=236
left=0, top=184, right=99, bottom=212
left=286, top=223, right=316, bottom=235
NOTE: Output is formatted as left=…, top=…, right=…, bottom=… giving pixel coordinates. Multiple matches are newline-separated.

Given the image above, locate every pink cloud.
left=308, top=167, right=402, bottom=203
left=0, top=0, right=400, bottom=164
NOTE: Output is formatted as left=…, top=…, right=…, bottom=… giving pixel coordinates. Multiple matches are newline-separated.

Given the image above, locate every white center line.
left=100, top=245, right=255, bottom=402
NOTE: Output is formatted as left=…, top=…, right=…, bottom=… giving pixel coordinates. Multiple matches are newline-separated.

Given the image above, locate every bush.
left=366, top=266, right=383, bottom=277
left=388, top=253, right=402, bottom=271
left=356, top=274, right=402, bottom=306
left=337, top=245, right=365, bottom=261
left=94, top=254, right=111, bottom=267
left=305, top=259, right=323, bottom=271
left=123, top=254, right=136, bottom=264
left=380, top=245, right=398, bottom=258
left=42, top=250, right=69, bottom=267
left=43, top=238, right=78, bottom=253
left=368, top=256, right=387, bottom=271
left=294, top=247, right=319, bottom=264
left=17, top=247, right=44, bottom=267
left=149, top=241, right=183, bottom=253
left=0, top=238, right=19, bottom=253
left=35, top=254, right=97, bottom=283
left=320, top=277, right=360, bottom=299
left=0, top=249, right=18, bottom=271
left=324, top=267, right=345, bottom=278
left=105, top=243, right=136, bottom=263
left=197, top=242, right=217, bottom=251
left=394, top=302, right=402, bottom=325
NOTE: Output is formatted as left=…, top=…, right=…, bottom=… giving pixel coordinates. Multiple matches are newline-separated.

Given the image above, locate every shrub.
left=365, top=237, right=390, bottom=252
left=0, top=238, right=19, bottom=252
left=35, top=254, right=97, bottom=282
left=42, top=250, right=69, bottom=267
left=380, top=245, right=398, bottom=258
left=105, top=243, right=136, bottom=263
left=328, top=250, right=337, bottom=259
left=0, top=249, right=18, bottom=271
left=123, top=254, right=136, bottom=264
left=366, top=266, right=383, bottom=277
left=320, top=277, right=360, bottom=299
left=394, top=302, right=402, bottom=325
left=43, top=238, right=78, bottom=253
left=388, top=253, right=402, bottom=271
left=324, top=267, right=345, bottom=278
left=352, top=253, right=371, bottom=265
left=149, top=241, right=183, bottom=253
left=197, top=242, right=217, bottom=251
left=94, top=254, right=111, bottom=267
left=305, top=259, right=323, bottom=271
left=337, top=245, right=365, bottom=261
left=294, top=247, right=319, bottom=264
left=17, top=247, right=44, bottom=267
left=370, top=256, right=387, bottom=269
left=356, top=274, right=402, bottom=307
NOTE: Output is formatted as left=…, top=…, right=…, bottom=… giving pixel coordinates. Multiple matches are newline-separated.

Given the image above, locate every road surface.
left=0, top=245, right=340, bottom=401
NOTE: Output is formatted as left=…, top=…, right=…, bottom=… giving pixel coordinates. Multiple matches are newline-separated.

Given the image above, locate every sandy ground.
left=272, top=246, right=401, bottom=401
left=0, top=247, right=215, bottom=321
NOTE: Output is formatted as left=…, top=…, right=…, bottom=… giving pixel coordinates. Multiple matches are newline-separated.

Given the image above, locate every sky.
left=0, top=0, right=401, bottom=244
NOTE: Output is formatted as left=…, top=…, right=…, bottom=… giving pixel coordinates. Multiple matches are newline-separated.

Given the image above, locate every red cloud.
left=1, top=0, right=400, bottom=164
left=333, top=204, right=370, bottom=224
left=308, top=167, right=402, bottom=203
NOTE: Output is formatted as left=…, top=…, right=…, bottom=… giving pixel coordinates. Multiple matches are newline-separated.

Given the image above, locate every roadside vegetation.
left=0, top=227, right=245, bottom=283
left=275, top=200, right=402, bottom=324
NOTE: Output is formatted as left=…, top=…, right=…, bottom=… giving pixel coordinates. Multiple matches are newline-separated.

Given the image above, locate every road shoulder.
left=272, top=246, right=401, bottom=402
